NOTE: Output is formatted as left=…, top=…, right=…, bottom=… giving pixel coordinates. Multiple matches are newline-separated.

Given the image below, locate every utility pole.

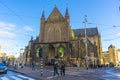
left=78, top=39, right=80, bottom=69
left=83, top=15, right=89, bottom=70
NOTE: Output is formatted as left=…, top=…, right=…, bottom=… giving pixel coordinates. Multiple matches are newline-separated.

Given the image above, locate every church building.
left=24, top=6, right=103, bottom=67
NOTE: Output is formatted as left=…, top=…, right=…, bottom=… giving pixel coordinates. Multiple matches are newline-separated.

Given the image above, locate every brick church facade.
left=24, top=6, right=103, bottom=67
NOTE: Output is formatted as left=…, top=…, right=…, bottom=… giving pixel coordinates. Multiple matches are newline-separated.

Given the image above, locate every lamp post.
left=20, top=48, right=24, bottom=66
left=83, top=15, right=89, bottom=69
left=20, top=48, right=24, bottom=54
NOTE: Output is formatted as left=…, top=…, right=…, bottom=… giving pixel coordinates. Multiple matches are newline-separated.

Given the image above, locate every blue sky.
left=0, top=0, right=120, bottom=57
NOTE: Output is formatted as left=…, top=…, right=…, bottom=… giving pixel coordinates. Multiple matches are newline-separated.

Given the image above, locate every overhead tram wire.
left=0, top=1, right=28, bottom=25
left=0, top=12, right=39, bottom=19
left=104, top=36, right=120, bottom=41
left=0, top=3, right=115, bottom=29
left=101, top=26, right=120, bottom=37
left=84, top=22, right=120, bottom=41
left=87, top=22, right=120, bottom=31
left=0, top=2, right=118, bottom=30
left=0, top=1, right=37, bottom=38
left=115, top=0, right=120, bottom=12
left=71, top=22, right=120, bottom=36
left=0, top=1, right=119, bottom=40
left=102, top=32, right=120, bottom=36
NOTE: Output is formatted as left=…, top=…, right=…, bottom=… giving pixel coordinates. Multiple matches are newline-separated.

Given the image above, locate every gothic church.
left=24, top=6, right=103, bottom=67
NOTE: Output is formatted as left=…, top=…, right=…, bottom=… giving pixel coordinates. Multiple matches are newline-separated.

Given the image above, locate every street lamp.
left=19, top=48, right=24, bottom=65
left=83, top=15, right=89, bottom=69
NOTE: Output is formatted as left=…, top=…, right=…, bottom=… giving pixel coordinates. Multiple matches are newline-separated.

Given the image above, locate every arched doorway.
left=48, top=45, right=55, bottom=65
left=48, top=45, right=55, bottom=58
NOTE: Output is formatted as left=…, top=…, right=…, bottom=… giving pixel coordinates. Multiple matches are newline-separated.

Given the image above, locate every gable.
left=47, top=7, right=64, bottom=22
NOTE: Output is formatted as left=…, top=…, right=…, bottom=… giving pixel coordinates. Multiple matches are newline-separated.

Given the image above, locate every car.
left=0, top=63, right=7, bottom=74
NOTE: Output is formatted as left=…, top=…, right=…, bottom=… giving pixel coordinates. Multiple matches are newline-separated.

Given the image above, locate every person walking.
left=31, top=61, right=35, bottom=70
left=14, top=63, right=17, bottom=70
left=60, top=62, right=65, bottom=76
left=53, top=62, right=59, bottom=76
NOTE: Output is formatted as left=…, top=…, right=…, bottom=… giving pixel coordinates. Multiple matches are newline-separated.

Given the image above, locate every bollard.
left=40, top=58, right=43, bottom=76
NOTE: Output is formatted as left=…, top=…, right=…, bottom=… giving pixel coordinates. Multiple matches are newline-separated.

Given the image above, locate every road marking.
left=102, top=69, right=120, bottom=80
left=10, top=76, right=23, bottom=80
left=49, top=70, right=81, bottom=76
left=66, top=71, right=80, bottom=75
left=1, top=77, right=9, bottom=80
left=17, top=75, right=35, bottom=80
left=46, top=75, right=58, bottom=79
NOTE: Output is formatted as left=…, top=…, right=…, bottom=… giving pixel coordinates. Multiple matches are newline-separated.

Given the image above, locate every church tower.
left=65, top=7, right=70, bottom=25
left=39, top=10, right=45, bottom=42
left=65, top=7, right=71, bottom=41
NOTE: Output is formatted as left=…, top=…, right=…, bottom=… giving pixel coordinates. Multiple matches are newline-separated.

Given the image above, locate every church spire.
left=65, top=7, right=70, bottom=24
left=65, top=7, right=69, bottom=17
left=30, top=36, right=33, bottom=41
left=41, top=10, right=45, bottom=19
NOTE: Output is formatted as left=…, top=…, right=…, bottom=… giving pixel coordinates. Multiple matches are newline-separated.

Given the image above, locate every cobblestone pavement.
left=8, top=66, right=119, bottom=80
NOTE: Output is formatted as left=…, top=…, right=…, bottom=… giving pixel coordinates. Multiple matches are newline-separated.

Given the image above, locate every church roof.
left=108, top=44, right=115, bottom=48
left=47, top=6, right=64, bottom=21
left=73, top=27, right=99, bottom=37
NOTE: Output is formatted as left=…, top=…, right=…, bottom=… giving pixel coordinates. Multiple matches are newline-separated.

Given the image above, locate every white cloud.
left=0, top=21, right=16, bottom=31
left=0, top=21, right=16, bottom=38
left=117, top=32, right=120, bottom=35
left=0, top=40, right=18, bottom=55
left=0, top=30, right=16, bottom=38
left=0, top=21, right=33, bottom=57
left=0, top=39, right=24, bottom=57
left=23, top=26, right=34, bottom=32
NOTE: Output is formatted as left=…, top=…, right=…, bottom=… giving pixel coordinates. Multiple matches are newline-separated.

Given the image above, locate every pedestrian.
left=60, top=62, right=65, bottom=76
left=14, top=63, right=17, bottom=70
left=53, top=62, right=59, bottom=76
left=21, top=63, right=24, bottom=68
left=20, top=63, right=22, bottom=68
left=31, top=61, right=35, bottom=70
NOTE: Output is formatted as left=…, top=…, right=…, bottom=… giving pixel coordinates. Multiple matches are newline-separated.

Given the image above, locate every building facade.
left=102, top=51, right=109, bottom=65
left=24, top=6, right=103, bottom=67
left=108, top=44, right=119, bottom=66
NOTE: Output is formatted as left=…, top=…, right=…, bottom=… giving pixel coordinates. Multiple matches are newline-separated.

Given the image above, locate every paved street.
left=102, top=68, right=120, bottom=80
left=8, top=66, right=120, bottom=80
left=0, top=70, right=36, bottom=80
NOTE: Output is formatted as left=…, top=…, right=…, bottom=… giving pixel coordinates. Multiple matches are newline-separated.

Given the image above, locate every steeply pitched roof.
left=73, top=27, right=99, bottom=37
left=41, top=10, right=45, bottom=19
left=65, top=7, right=69, bottom=17
left=108, top=44, right=115, bottom=48
left=47, top=6, right=64, bottom=21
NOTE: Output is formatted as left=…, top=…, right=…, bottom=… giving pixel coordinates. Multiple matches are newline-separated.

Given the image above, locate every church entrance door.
left=48, top=45, right=55, bottom=65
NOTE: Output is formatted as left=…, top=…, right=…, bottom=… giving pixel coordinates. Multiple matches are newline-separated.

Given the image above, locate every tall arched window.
left=55, top=27, right=61, bottom=41
left=48, top=27, right=54, bottom=42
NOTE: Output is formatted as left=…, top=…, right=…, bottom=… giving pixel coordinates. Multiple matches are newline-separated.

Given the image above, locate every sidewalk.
left=8, top=66, right=105, bottom=80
